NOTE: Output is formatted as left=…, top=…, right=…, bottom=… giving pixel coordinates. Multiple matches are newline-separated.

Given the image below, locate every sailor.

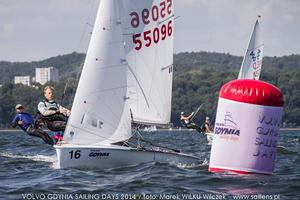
left=201, top=116, right=213, bottom=133
left=11, top=104, right=54, bottom=145
left=36, top=86, right=70, bottom=132
left=180, top=111, right=203, bottom=133
left=180, top=111, right=194, bottom=126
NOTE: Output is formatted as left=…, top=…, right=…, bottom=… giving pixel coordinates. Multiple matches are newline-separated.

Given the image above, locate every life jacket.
left=180, top=116, right=190, bottom=125
left=35, top=99, right=68, bottom=124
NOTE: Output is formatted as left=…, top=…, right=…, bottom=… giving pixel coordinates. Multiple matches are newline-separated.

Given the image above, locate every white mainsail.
left=238, top=18, right=264, bottom=80
left=123, top=0, right=174, bottom=125
left=63, top=0, right=131, bottom=145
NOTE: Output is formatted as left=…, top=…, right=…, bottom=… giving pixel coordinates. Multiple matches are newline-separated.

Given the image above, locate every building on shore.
left=35, top=67, right=59, bottom=85
left=14, top=76, right=32, bottom=86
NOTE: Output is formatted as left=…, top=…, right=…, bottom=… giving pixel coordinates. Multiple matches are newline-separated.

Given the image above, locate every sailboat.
left=205, top=17, right=264, bottom=144
left=54, top=0, right=200, bottom=169
left=238, top=16, right=264, bottom=80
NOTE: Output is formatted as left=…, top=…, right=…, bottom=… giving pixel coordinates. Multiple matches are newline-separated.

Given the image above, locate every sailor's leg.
left=26, top=126, right=40, bottom=138
left=187, top=123, right=196, bottom=129
left=35, top=128, right=54, bottom=145
left=195, top=125, right=205, bottom=135
left=186, top=123, right=204, bottom=134
left=26, top=125, right=54, bottom=145
left=53, top=131, right=64, bottom=143
left=46, top=121, right=66, bottom=132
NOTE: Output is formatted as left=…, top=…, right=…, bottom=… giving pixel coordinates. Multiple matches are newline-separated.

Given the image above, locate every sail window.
left=91, top=119, right=97, bottom=127
left=82, top=113, right=102, bottom=129
left=98, top=121, right=104, bottom=129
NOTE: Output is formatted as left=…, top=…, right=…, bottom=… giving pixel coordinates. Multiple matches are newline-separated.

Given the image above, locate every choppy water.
left=0, top=130, right=299, bottom=200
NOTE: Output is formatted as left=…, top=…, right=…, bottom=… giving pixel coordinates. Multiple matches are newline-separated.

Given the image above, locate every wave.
left=0, top=152, right=57, bottom=164
left=277, top=145, right=299, bottom=155
left=176, top=158, right=209, bottom=169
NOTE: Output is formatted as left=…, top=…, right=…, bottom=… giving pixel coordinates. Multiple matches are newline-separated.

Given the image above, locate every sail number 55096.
left=132, top=20, right=172, bottom=51
left=130, top=0, right=173, bottom=51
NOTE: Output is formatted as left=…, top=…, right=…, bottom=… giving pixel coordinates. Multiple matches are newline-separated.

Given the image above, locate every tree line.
left=0, top=52, right=299, bottom=128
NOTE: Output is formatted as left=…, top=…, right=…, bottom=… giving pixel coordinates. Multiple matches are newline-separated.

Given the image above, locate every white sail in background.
left=64, top=0, right=131, bottom=145
left=122, top=0, right=174, bottom=125
left=238, top=18, right=264, bottom=80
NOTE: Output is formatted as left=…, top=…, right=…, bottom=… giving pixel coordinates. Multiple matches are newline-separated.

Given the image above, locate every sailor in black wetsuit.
left=36, top=86, right=70, bottom=132
left=11, top=104, right=54, bottom=145
left=180, top=111, right=203, bottom=133
left=200, top=116, right=213, bottom=133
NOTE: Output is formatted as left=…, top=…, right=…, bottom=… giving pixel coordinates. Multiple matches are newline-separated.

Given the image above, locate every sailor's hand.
left=59, top=107, right=65, bottom=113
left=66, top=110, right=71, bottom=117
left=59, top=107, right=71, bottom=116
left=18, top=121, right=23, bottom=125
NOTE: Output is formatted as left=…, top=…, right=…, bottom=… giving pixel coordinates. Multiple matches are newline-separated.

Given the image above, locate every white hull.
left=55, top=144, right=200, bottom=169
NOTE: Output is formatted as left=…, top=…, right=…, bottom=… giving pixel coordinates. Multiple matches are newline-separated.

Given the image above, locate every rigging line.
left=129, top=33, right=161, bottom=107
left=75, top=0, right=98, bottom=52
left=130, top=136, right=180, bottom=153
left=127, top=127, right=179, bottom=153
left=127, top=64, right=150, bottom=107
left=143, top=45, right=172, bottom=121
left=60, top=79, right=69, bottom=106
left=69, top=61, right=84, bottom=104
left=157, top=14, right=175, bottom=26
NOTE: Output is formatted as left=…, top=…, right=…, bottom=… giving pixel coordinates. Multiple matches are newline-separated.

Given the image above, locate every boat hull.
left=55, top=144, right=200, bottom=169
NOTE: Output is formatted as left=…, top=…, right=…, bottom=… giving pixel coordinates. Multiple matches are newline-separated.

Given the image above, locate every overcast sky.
left=1, top=0, right=300, bottom=62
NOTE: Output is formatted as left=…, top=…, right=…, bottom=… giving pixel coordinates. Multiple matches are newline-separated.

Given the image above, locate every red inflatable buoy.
left=209, top=79, right=283, bottom=174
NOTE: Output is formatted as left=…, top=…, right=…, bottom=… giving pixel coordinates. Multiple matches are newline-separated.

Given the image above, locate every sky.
left=1, top=0, right=300, bottom=62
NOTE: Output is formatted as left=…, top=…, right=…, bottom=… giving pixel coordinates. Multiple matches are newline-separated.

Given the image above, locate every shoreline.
left=280, top=128, right=300, bottom=131
left=0, top=129, right=21, bottom=132
left=1, top=128, right=300, bottom=132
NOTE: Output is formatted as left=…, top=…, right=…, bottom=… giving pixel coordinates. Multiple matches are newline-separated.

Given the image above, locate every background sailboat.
left=55, top=0, right=199, bottom=169
left=238, top=16, right=264, bottom=80
left=206, top=17, right=264, bottom=144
